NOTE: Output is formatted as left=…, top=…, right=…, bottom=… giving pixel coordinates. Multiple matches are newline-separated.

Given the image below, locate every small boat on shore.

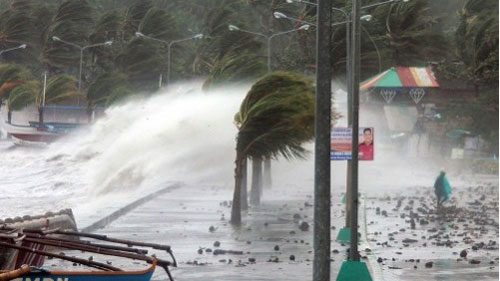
left=0, top=226, right=176, bottom=281
left=0, top=210, right=78, bottom=270
left=1, top=122, right=63, bottom=143
left=1, top=260, right=157, bottom=281
left=1, top=105, right=103, bottom=143
left=0, top=260, right=156, bottom=281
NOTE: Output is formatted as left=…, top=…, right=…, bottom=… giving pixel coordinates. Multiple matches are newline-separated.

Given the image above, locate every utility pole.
left=313, top=0, right=332, bottom=280
left=337, top=1, right=372, bottom=280
left=345, top=12, right=353, bottom=231
left=349, top=0, right=361, bottom=262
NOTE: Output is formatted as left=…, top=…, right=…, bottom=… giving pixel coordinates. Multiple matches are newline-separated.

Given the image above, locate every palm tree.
left=456, top=0, right=498, bottom=86
left=0, top=64, right=32, bottom=99
left=0, top=6, right=35, bottom=50
left=380, top=0, right=449, bottom=66
left=195, top=0, right=264, bottom=77
left=43, top=0, right=95, bottom=73
left=123, top=0, right=153, bottom=38
left=203, top=53, right=267, bottom=89
left=0, top=63, right=32, bottom=121
left=6, top=74, right=81, bottom=123
left=450, top=0, right=499, bottom=153
left=87, top=71, right=132, bottom=107
left=114, top=38, right=163, bottom=93
left=231, top=71, right=315, bottom=225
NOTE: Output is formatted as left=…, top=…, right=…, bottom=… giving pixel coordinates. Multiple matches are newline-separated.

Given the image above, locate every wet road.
left=46, top=179, right=498, bottom=281
left=364, top=182, right=499, bottom=281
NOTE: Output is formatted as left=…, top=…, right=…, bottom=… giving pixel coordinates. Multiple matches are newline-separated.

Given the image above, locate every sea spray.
left=53, top=82, right=250, bottom=196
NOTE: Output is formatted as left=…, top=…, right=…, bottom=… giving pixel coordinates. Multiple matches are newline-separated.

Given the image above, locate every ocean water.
left=0, top=82, right=247, bottom=220
left=0, top=81, right=471, bottom=222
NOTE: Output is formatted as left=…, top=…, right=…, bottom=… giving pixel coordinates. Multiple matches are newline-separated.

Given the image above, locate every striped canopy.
left=361, top=66, right=439, bottom=91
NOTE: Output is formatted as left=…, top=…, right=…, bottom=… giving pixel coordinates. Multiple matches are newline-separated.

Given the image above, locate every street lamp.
left=135, top=32, right=203, bottom=86
left=288, top=0, right=412, bottom=277
left=274, top=11, right=372, bottom=27
left=227, top=24, right=309, bottom=73
left=52, top=36, right=112, bottom=92
left=287, top=0, right=409, bottom=6
left=0, top=44, right=27, bottom=56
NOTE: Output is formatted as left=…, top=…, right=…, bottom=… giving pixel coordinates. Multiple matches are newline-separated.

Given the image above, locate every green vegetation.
left=231, top=72, right=315, bottom=225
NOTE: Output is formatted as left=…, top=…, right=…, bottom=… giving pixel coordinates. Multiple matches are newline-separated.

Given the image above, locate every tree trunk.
left=87, top=104, right=94, bottom=124
left=241, top=157, right=248, bottom=210
left=7, top=110, right=12, bottom=124
left=38, top=107, right=44, bottom=124
left=250, top=157, right=262, bottom=205
left=263, top=156, right=272, bottom=189
left=231, top=153, right=244, bottom=225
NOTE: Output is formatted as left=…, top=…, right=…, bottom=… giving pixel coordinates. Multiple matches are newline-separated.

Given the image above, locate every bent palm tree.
left=87, top=71, right=132, bottom=107
left=6, top=74, right=80, bottom=123
left=231, top=72, right=315, bottom=225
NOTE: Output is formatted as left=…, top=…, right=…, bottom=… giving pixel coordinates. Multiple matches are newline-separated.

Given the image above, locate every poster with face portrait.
left=330, top=127, right=374, bottom=161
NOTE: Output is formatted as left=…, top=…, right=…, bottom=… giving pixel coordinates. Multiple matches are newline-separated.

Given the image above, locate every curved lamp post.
left=284, top=0, right=411, bottom=279
left=135, top=32, right=203, bottom=87
left=52, top=36, right=112, bottom=92
left=274, top=11, right=372, bottom=27
left=0, top=44, right=27, bottom=56
left=228, top=24, right=310, bottom=73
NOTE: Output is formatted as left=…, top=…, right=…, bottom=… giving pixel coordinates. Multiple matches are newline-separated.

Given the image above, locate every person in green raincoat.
left=434, top=170, right=451, bottom=212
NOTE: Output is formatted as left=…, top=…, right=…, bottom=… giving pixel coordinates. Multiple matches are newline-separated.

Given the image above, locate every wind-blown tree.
left=455, top=0, right=498, bottom=87
left=43, top=0, right=95, bottom=73
left=114, top=38, right=162, bottom=93
left=123, top=0, right=154, bottom=38
left=87, top=71, right=132, bottom=107
left=203, top=53, right=267, bottom=89
left=0, top=3, right=35, bottom=50
left=6, top=74, right=80, bottom=123
left=0, top=63, right=32, bottom=123
left=90, top=1, right=181, bottom=95
left=197, top=0, right=265, bottom=88
left=231, top=72, right=315, bottom=225
left=138, top=8, right=186, bottom=82
left=375, top=0, right=449, bottom=67
left=88, top=11, right=126, bottom=72
left=0, top=64, right=32, bottom=101
left=440, top=0, right=499, bottom=154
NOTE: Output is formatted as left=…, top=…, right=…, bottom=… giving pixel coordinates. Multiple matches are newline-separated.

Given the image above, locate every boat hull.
left=2, top=122, right=61, bottom=143
left=9, top=262, right=156, bottom=281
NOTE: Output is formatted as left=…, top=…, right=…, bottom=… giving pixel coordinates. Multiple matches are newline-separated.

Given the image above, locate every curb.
left=81, top=182, right=182, bottom=233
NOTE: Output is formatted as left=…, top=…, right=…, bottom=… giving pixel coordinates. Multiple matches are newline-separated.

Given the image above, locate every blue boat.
left=1, top=260, right=156, bottom=281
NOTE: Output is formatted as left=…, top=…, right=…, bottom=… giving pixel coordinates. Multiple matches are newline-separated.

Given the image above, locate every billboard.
left=331, top=127, right=374, bottom=161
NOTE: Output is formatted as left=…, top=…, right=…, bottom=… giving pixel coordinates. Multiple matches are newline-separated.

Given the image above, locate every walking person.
left=434, top=169, right=451, bottom=213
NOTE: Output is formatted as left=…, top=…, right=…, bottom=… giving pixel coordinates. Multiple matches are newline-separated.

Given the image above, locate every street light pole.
left=167, top=34, right=203, bottom=86
left=350, top=0, right=361, bottom=262
left=0, top=44, right=27, bottom=57
left=228, top=24, right=309, bottom=73
left=286, top=0, right=404, bottom=243
left=79, top=48, right=84, bottom=91
left=267, top=37, right=272, bottom=73
left=135, top=32, right=203, bottom=87
left=314, top=0, right=332, bottom=280
left=52, top=37, right=113, bottom=92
